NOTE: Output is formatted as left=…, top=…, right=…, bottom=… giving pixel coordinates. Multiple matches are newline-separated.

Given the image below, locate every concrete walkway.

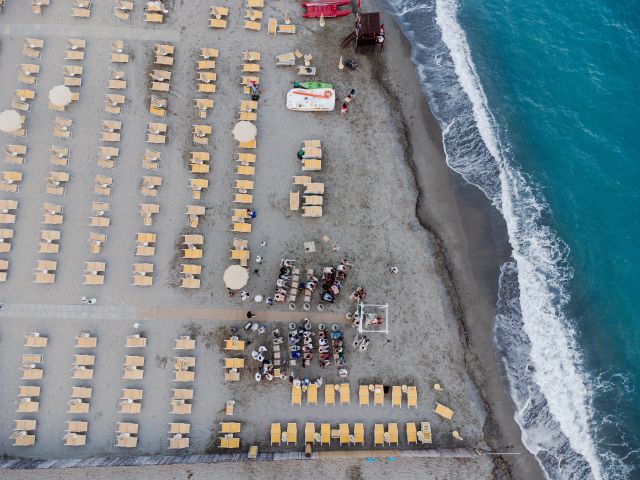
left=0, top=23, right=180, bottom=41
left=0, top=303, right=349, bottom=324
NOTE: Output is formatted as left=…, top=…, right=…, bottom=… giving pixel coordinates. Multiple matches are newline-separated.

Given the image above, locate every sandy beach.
left=0, top=0, right=542, bottom=478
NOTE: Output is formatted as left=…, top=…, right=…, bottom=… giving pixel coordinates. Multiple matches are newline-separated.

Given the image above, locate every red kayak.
left=302, top=0, right=351, bottom=18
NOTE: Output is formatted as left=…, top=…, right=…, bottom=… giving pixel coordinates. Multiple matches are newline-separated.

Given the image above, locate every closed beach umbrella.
left=0, top=109, right=21, bottom=133
left=223, top=265, right=249, bottom=290
left=49, top=85, right=72, bottom=106
left=232, top=121, right=257, bottom=142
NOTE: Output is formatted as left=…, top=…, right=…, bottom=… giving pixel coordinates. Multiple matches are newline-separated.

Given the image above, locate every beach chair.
left=339, top=423, right=350, bottom=446
left=65, top=50, right=85, bottom=61
left=373, top=384, right=384, bottom=406
left=197, top=60, right=216, bottom=70
left=359, top=385, right=369, bottom=406
left=374, top=424, right=384, bottom=446
left=297, top=66, right=316, bottom=76
left=71, top=386, right=92, bottom=398
left=145, top=12, right=163, bottom=22
left=242, top=51, right=261, bottom=62
left=286, top=423, right=297, bottom=445
left=339, top=384, right=350, bottom=405
left=353, top=423, right=364, bottom=445
left=267, top=17, right=277, bottom=35
left=302, top=206, right=323, bottom=217
left=278, top=24, right=296, bottom=34
left=387, top=423, right=399, bottom=445
left=246, top=0, right=263, bottom=7
left=325, top=384, right=335, bottom=405
left=233, top=193, right=253, bottom=204
left=88, top=232, right=106, bottom=254
left=291, top=385, right=302, bottom=406
left=406, top=422, right=418, bottom=444
left=13, top=433, right=36, bottom=446
left=168, top=434, right=189, bottom=449
left=302, top=159, right=321, bottom=171
left=304, top=423, right=315, bottom=444
left=270, top=423, right=281, bottom=445
left=276, top=52, right=296, bottom=66
left=319, top=423, right=330, bottom=446
left=201, top=48, right=219, bottom=59
left=419, top=421, right=433, bottom=444
left=72, top=7, right=91, bottom=17
left=307, top=384, right=318, bottom=405
left=391, top=386, right=402, bottom=408
left=243, top=19, right=261, bottom=31
left=407, top=386, right=417, bottom=408
left=75, top=334, right=97, bottom=349
left=434, top=402, right=454, bottom=420
left=245, top=7, right=263, bottom=20
left=209, top=18, right=227, bottom=28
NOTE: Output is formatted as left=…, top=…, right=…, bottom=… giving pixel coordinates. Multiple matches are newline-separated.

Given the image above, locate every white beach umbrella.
left=223, top=265, right=249, bottom=290
left=49, top=85, right=72, bottom=107
left=232, top=121, right=257, bottom=142
left=0, top=109, right=21, bottom=133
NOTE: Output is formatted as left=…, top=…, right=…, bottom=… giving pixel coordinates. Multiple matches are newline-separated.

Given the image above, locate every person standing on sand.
left=341, top=103, right=348, bottom=114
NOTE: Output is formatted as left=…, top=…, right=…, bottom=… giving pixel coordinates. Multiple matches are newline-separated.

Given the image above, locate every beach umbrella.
left=48, top=85, right=72, bottom=106
left=0, top=109, right=21, bottom=133
left=223, top=265, right=249, bottom=290
left=232, top=120, right=257, bottom=142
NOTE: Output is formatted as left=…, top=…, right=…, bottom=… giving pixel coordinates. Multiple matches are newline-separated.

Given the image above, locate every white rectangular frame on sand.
left=357, top=303, right=390, bottom=335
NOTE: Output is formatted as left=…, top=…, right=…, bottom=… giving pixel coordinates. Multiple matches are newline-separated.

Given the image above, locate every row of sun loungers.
left=227, top=52, right=261, bottom=271
left=37, top=65, right=78, bottom=278
left=290, top=140, right=324, bottom=217
left=179, top=49, right=217, bottom=288
left=168, top=336, right=196, bottom=448
left=269, top=421, right=432, bottom=447
left=12, top=333, right=49, bottom=445
left=0, top=201, right=17, bottom=270
left=117, top=334, right=145, bottom=446
left=290, top=383, right=419, bottom=408
left=83, top=42, right=131, bottom=284
left=66, top=332, right=97, bottom=445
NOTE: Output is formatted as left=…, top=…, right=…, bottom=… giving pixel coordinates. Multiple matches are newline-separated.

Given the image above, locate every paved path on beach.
left=0, top=23, right=180, bottom=41
left=0, top=303, right=349, bottom=323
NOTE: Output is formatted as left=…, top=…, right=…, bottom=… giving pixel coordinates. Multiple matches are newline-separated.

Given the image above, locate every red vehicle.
left=302, top=0, right=351, bottom=18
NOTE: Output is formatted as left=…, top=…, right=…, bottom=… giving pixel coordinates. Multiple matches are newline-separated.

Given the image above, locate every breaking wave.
left=380, top=0, right=628, bottom=477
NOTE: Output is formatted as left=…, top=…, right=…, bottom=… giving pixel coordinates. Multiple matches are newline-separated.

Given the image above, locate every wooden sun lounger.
left=244, top=8, right=263, bottom=20
left=145, top=12, right=163, bottom=22
left=243, top=20, right=261, bottom=31
left=268, top=18, right=277, bottom=35
left=278, top=24, right=296, bottom=34
left=125, top=333, right=147, bottom=347
left=209, top=18, right=227, bottom=28
left=270, top=423, right=281, bottom=445
left=71, top=7, right=91, bottom=17
left=201, top=48, right=219, bottom=59
left=75, top=334, right=96, bottom=348
left=111, top=53, right=129, bottom=63
left=242, top=51, right=261, bottom=62
left=198, top=83, right=216, bottom=93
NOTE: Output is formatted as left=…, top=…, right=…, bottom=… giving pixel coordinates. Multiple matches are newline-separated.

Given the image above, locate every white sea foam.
left=433, top=1, right=605, bottom=479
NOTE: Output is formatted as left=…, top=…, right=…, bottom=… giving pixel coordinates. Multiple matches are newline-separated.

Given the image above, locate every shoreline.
left=374, top=9, right=547, bottom=480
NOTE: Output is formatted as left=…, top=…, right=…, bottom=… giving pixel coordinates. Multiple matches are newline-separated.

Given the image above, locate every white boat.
left=286, top=88, right=335, bottom=112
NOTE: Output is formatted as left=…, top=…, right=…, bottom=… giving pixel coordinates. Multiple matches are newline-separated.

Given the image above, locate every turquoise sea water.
left=386, top=0, right=640, bottom=478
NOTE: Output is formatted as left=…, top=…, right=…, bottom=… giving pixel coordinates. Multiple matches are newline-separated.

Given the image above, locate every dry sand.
left=0, top=0, right=538, bottom=478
